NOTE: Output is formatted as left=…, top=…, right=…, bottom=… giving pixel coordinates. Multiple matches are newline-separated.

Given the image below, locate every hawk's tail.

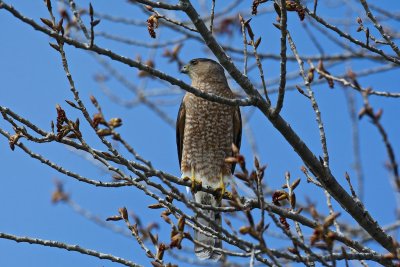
left=194, top=191, right=222, bottom=261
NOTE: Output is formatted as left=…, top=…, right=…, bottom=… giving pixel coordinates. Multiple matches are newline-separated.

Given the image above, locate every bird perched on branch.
left=177, top=58, right=242, bottom=260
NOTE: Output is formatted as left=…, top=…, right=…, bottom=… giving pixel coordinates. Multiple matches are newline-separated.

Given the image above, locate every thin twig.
left=210, top=0, right=216, bottom=34
left=272, top=0, right=288, bottom=117
left=0, top=232, right=141, bottom=267
left=359, top=0, right=400, bottom=57
left=287, top=34, right=330, bottom=168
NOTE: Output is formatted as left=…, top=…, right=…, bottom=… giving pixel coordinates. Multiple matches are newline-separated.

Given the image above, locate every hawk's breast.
left=181, top=83, right=235, bottom=182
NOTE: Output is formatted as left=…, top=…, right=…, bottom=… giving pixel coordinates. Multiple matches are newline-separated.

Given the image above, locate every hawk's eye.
left=190, top=59, right=198, bottom=65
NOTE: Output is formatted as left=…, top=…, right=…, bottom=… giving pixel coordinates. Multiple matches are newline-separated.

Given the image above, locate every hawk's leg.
left=183, top=166, right=202, bottom=193
left=214, top=173, right=232, bottom=202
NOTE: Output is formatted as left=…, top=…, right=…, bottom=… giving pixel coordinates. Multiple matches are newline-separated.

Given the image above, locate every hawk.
left=177, top=58, right=242, bottom=260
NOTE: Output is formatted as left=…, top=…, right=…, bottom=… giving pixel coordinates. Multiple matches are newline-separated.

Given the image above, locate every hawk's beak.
left=180, top=65, right=189, bottom=74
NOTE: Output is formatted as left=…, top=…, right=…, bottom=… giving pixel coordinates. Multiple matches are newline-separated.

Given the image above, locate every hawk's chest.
left=183, top=95, right=234, bottom=157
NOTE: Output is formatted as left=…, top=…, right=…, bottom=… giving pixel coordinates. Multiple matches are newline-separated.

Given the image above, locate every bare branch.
left=0, top=232, right=142, bottom=267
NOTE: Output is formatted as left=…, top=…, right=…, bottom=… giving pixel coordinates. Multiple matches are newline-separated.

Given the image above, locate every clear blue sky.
left=1, top=1, right=399, bottom=266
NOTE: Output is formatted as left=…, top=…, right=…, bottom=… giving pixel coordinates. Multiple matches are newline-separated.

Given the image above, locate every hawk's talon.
left=224, top=191, right=233, bottom=200
left=214, top=173, right=230, bottom=202
left=192, top=179, right=202, bottom=193
left=183, top=167, right=202, bottom=194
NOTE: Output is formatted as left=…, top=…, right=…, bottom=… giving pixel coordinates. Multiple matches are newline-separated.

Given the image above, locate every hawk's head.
left=181, top=58, right=226, bottom=82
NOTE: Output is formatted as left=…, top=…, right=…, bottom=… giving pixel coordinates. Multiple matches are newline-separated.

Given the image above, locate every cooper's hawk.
left=177, top=58, right=242, bottom=260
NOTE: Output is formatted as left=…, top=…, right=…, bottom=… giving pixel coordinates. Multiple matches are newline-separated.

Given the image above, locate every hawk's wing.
left=231, top=106, right=242, bottom=174
left=176, top=99, right=186, bottom=169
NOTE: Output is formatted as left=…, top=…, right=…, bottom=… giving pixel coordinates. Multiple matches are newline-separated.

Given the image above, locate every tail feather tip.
left=195, top=247, right=222, bottom=261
